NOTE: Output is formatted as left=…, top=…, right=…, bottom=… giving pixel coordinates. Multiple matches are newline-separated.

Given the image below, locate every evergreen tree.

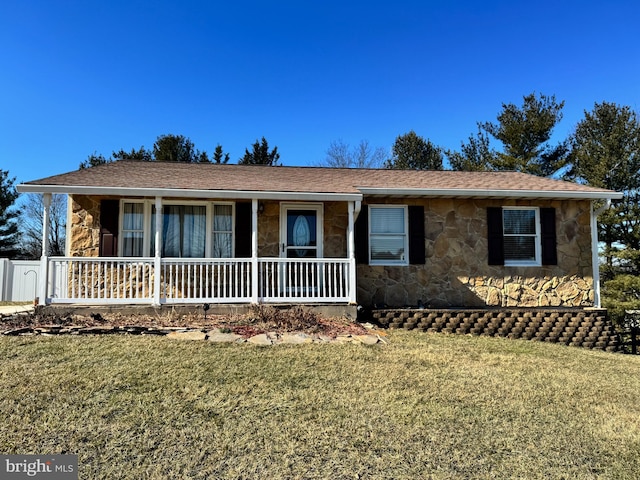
left=0, top=170, right=20, bottom=258
left=112, top=147, right=153, bottom=161
left=568, top=102, right=640, bottom=279
left=602, top=274, right=640, bottom=326
left=447, top=128, right=495, bottom=171
left=153, top=134, right=210, bottom=163
left=385, top=130, right=443, bottom=170
left=450, top=93, right=568, bottom=175
left=80, top=135, right=215, bottom=169
left=568, top=102, right=640, bottom=323
left=480, top=92, right=568, bottom=176
left=239, top=137, right=280, bottom=165
left=213, top=144, right=230, bottom=164
left=79, top=152, right=111, bottom=169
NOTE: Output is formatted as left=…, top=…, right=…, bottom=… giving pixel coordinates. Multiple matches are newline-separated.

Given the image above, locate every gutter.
left=16, top=184, right=363, bottom=203
left=357, top=187, right=623, bottom=201
left=592, top=199, right=612, bottom=308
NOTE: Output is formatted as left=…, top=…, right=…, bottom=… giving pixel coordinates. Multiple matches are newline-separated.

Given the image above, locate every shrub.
left=248, top=305, right=320, bottom=332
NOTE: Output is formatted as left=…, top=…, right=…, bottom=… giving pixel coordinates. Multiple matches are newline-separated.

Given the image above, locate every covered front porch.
left=35, top=195, right=360, bottom=306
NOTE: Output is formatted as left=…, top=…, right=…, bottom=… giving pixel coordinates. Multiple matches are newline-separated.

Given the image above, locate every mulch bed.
left=1, top=310, right=370, bottom=338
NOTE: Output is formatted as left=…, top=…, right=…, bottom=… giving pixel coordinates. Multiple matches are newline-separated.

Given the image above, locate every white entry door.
left=279, top=204, right=323, bottom=297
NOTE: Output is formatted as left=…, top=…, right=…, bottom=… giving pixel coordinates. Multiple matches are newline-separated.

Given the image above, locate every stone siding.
left=357, top=198, right=594, bottom=309
left=257, top=201, right=347, bottom=257
left=69, top=195, right=103, bottom=256
left=370, top=308, right=619, bottom=352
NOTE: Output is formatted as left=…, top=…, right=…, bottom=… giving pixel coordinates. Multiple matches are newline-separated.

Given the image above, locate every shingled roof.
left=18, top=160, right=621, bottom=201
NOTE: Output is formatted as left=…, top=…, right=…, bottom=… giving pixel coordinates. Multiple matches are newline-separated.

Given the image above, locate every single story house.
left=17, top=161, right=622, bottom=316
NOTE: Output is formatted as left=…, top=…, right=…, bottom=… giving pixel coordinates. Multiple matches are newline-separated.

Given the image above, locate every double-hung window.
left=369, top=205, right=408, bottom=265
left=488, top=206, right=557, bottom=266
left=502, top=207, right=540, bottom=265
left=212, top=204, right=234, bottom=258
left=121, top=202, right=145, bottom=257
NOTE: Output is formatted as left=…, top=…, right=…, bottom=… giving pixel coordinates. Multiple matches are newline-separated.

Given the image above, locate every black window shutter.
left=99, top=199, right=119, bottom=257
left=354, top=205, right=368, bottom=264
left=408, top=205, right=425, bottom=264
left=540, top=207, right=557, bottom=265
left=235, top=202, right=252, bottom=258
left=487, top=207, right=504, bottom=265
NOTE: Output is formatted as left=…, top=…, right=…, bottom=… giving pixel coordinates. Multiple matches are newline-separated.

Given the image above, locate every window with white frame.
left=502, top=207, right=541, bottom=265
left=121, top=200, right=234, bottom=258
left=369, top=205, right=408, bottom=265
left=212, top=204, right=234, bottom=258
left=122, top=202, right=145, bottom=256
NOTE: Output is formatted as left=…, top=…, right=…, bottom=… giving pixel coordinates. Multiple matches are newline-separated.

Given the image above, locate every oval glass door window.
left=293, top=215, right=310, bottom=256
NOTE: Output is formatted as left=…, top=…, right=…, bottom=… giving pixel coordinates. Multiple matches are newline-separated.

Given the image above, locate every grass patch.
left=1, top=332, right=639, bottom=479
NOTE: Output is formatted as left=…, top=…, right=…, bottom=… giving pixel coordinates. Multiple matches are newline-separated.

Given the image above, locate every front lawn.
left=1, top=332, right=639, bottom=479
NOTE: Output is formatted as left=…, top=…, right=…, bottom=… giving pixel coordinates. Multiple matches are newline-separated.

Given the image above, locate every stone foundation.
left=369, top=308, right=620, bottom=352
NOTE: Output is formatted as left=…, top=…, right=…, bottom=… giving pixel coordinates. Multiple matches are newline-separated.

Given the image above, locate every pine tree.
left=0, top=170, right=20, bottom=257
left=239, top=137, right=280, bottom=165
left=385, top=131, right=443, bottom=170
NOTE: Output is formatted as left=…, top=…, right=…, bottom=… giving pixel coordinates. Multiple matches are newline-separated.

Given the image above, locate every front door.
left=279, top=204, right=323, bottom=297
left=280, top=204, right=323, bottom=259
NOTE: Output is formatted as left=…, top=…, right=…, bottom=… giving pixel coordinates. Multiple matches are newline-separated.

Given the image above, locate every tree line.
left=1, top=93, right=639, bottom=322
left=80, top=135, right=280, bottom=168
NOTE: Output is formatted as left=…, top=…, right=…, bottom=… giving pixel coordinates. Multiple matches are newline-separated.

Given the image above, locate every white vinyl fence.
left=0, top=259, right=40, bottom=302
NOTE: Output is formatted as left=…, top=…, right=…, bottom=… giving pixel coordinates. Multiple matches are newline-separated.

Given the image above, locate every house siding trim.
left=20, top=184, right=362, bottom=202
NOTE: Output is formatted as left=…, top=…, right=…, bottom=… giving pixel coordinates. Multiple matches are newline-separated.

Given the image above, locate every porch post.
left=251, top=199, right=259, bottom=303
left=347, top=201, right=359, bottom=304
left=153, top=196, right=163, bottom=306
left=38, top=193, right=51, bottom=305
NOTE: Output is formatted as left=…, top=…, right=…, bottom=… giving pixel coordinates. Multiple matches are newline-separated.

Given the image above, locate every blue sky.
left=1, top=0, right=639, bottom=186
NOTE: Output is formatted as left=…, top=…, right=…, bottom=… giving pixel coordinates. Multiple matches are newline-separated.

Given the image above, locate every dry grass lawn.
left=1, top=331, right=639, bottom=479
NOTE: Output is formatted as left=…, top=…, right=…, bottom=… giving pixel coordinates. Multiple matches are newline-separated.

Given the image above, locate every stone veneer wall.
left=357, top=198, right=594, bottom=309
left=370, top=308, right=619, bottom=352
left=69, top=195, right=103, bottom=256
left=257, top=201, right=348, bottom=258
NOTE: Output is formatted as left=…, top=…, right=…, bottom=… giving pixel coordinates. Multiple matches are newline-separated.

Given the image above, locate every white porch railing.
left=46, top=257, right=353, bottom=305
left=258, top=258, right=351, bottom=302
left=160, top=258, right=253, bottom=303
left=49, top=257, right=155, bottom=304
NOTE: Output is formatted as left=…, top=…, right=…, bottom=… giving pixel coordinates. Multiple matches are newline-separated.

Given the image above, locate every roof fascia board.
left=16, top=184, right=362, bottom=202
left=357, top=187, right=624, bottom=200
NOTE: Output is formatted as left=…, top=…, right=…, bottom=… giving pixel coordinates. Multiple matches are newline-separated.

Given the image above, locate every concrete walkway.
left=0, top=304, right=35, bottom=316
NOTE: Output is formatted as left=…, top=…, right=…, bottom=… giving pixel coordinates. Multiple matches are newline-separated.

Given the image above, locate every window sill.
left=370, top=261, right=409, bottom=267
left=504, top=261, right=541, bottom=267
